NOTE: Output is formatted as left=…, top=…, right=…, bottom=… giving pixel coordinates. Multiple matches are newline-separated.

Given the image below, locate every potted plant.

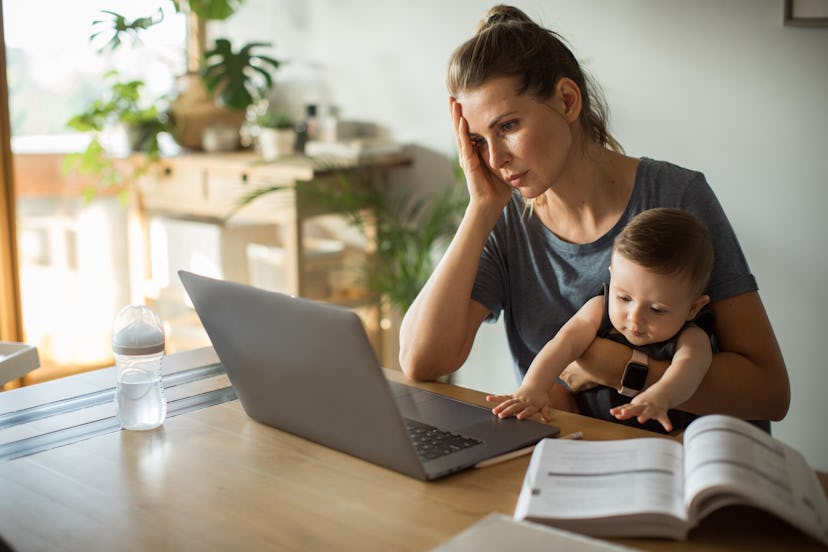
left=64, top=71, right=171, bottom=198
left=240, top=162, right=467, bottom=313
left=85, top=1, right=282, bottom=150
left=256, top=111, right=296, bottom=160
left=167, top=36, right=281, bottom=150
left=170, top=3, right=282, bottom=150
left=201, top=39, right=280, bottom=112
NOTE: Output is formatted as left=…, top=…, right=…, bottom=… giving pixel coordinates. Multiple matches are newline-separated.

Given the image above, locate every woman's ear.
left=555, top=77, right=582, bottom=123
left=687, top=294, right=711, bottom=320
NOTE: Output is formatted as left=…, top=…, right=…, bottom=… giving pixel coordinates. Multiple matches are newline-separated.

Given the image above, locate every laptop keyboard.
left=404, top=418, right=483, bottom=461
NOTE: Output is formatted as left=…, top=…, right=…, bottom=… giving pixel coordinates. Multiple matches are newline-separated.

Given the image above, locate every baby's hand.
left=486, top=387, right=552, bottom=422
left=610, top=400, right=673, bottom=432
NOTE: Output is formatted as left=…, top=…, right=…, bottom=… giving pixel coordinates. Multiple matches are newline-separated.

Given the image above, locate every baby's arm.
left=487, top=296, right=603, bottom=421
left=610, top=325, right=712, bottom=431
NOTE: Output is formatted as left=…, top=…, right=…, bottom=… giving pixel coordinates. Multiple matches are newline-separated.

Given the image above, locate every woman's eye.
left=470, top=136, right=485, bottom=148
left=500, top=120, right=517, bottom=133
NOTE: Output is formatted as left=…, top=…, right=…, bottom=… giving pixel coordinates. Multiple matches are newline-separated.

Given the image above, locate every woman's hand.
left=399, top=98, right=519, bottom=383
left=450, top=97, right=512, bottom=213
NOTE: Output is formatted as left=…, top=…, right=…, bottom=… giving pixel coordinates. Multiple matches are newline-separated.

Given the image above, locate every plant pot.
left=258, top=128, right=296, bottom=160
left=168, top=72, right=245, bottom=150
left=202, top=123, right=240, bottom=152
left=126, top=124, right=155, bottom=153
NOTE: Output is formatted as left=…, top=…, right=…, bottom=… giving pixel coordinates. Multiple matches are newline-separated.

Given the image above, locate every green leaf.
left=188, top=0, right=243, bottom=20
left=201, top=38, right=280, bottom=112
left=89, top=8, right=164, bottom=53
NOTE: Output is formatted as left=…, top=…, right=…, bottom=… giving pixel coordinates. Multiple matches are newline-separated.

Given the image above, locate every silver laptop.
left=179, top=270, right=558, bottom=480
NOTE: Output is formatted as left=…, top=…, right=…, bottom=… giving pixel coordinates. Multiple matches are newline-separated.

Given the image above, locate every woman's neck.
left=534, top=146, right=638, bottom=244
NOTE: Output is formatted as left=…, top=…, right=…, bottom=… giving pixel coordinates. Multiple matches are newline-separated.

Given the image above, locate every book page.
left=683, top=415, right=828, bottom=546
left=515, top=437, right=686, bottom=522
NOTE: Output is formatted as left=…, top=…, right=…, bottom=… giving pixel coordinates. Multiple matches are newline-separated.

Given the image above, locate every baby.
left=487, top=208, right=714, bottom=432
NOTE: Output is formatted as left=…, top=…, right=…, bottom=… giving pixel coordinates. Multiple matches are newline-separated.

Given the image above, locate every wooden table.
left=1, top=347, right=825, bottom=551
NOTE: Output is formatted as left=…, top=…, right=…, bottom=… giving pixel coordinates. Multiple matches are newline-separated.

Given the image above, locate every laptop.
left=179, top=270, right=559, bottom=480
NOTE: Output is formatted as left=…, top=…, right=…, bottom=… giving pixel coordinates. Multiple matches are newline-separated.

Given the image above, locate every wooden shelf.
left=130, top=151, right=410, bottom=364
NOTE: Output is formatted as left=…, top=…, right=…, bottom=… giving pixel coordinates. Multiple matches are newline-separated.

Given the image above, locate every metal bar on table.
left=0, top=386, right=237, bottom=462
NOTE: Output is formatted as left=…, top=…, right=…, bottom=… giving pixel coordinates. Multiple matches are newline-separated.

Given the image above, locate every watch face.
left=623, top=362, right=648, bottom=390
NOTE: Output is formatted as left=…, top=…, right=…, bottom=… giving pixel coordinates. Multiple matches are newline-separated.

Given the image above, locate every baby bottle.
left=112, top=304, right=167, bottom=430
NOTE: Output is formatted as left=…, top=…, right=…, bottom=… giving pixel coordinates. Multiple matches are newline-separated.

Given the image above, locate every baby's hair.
left=613, top=208, right=714, bottom=296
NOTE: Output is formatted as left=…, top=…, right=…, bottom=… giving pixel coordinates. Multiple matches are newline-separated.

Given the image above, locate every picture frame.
left=784, top=0, right=828, bottom=27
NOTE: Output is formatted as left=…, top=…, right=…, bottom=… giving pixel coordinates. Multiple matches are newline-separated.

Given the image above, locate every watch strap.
left=629, top=349, right=647, bottom=367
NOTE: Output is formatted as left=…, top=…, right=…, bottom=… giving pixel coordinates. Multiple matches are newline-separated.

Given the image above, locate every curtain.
left=0, top=2, right=23, bottom=343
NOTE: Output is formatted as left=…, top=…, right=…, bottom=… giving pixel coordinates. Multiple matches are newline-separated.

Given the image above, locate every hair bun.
left=479, top=4, right=533, bottom=32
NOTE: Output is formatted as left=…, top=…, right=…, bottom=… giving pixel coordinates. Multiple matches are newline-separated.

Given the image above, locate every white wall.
left=221, top=0, right=828, bottom=471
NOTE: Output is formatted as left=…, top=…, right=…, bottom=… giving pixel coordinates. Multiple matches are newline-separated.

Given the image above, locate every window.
left=4, top=1, right=185, bottom=383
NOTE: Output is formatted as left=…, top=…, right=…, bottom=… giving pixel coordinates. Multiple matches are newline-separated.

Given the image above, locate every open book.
left=514, top=415, right=828, bottom=545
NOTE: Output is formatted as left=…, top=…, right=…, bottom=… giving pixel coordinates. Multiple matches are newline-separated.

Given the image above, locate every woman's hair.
left=613, top=208, right=714, bottom=296
left=447, top=4, right=621, bottom=152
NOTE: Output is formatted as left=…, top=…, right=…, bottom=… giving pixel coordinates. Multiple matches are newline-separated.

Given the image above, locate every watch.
left=618, top=349, right=649, bottom=397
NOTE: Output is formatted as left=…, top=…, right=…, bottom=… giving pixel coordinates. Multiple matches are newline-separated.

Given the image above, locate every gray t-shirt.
left=471, top=157, right=757, bottom=380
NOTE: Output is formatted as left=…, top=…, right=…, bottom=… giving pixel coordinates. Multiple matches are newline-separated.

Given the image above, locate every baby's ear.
left=687, top=294, right=710, bottom=319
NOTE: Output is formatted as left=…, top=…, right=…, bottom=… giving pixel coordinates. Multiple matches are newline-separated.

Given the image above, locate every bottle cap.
left=112, top=305, right=165, bottom=355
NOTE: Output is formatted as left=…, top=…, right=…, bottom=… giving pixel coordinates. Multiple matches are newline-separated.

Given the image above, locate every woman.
left=398, top=5, right=789, bottom=426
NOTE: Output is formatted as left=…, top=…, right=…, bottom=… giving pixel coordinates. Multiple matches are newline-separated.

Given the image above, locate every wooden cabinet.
left=130, top=152, right=410, bottom=363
